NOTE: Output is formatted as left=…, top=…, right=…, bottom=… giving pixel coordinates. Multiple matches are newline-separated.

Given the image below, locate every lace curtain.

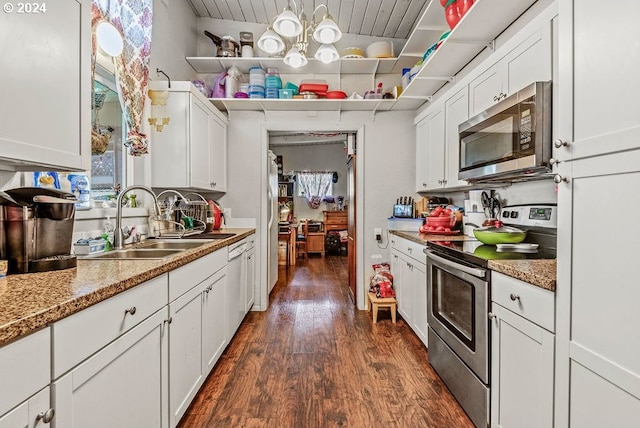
left=297, top=172, right=333, bottom=209
left=92, top=0, right=153, bottom=156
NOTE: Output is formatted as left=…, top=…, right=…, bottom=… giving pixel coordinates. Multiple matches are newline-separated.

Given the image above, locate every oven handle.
left=425, top=250, right=487, bottom=279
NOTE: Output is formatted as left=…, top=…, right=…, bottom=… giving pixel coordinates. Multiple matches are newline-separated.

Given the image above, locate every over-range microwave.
left=458, top=81, right=552, bottom=182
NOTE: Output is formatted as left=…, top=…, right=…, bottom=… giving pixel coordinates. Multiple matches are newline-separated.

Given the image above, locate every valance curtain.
left=297, top=172, right=333, bottom=209
left=91, top=0, right=153, bottom=156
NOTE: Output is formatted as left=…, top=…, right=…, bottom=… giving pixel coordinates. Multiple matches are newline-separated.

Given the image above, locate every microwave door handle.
left=425, top=250, right=486, bottom=279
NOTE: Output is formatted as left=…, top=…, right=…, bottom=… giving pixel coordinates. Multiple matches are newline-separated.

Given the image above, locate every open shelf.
left=188, top=0, right=549, bottom=113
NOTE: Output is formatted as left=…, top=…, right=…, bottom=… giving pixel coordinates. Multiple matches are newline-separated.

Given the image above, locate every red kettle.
left=206, top=200, right=224, bottom=231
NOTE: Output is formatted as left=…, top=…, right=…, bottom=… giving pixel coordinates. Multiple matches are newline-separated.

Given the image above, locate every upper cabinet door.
left=0, top=0, right=90, bottom=171
left=444, top=87, right=469, bottom=188
left=556, top=0, right=640, bottom=162
left=189, top=95, right=213, bottom=190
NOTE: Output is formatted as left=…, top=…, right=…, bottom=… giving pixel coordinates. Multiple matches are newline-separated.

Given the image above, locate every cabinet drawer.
left=492, top=272, right=555, bottom=332
left=325, top=224, right=347, bottom=232
left=53, top=274, right=168, bottom=378
left=0, top=328, right=50, bottom=416
left=170, top=249, right=226, bottom=301
left=391, top=236, right=426, bottom=265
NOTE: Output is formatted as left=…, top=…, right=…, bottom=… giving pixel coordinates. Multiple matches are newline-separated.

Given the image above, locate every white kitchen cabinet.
left=556, top=2, right=640, bottom=162
left=149, top=81, right=228, bottom=192
left=0, top=387, right=51, bottom=428
left=469, top=24, right=552, bottom=116
left=245, top=240, right=256, bottom=312
left=202, top=267, right=228, bottom=375
left=390, top=236, right=428, bottom=347
left=390, top=248, right=406, bottom=320
left=444, top=87, right=469, bottom=188
left=168, top=248, right=228, bottom=427
left=554, top=150, right=640, bottom=427
left=169, top=280, right=205, bottom=427
left=0, top=328, right=51, bottom=425
left=53, top=309, right=169, bottom=428
left=0, top=0, right=90, bottom=171
left=415, top=104, right=445, bottom=192
left=491, top=272, right=555, bottom=428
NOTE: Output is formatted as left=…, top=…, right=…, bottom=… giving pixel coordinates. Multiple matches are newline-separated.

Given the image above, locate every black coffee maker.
left=0, top=187, right=77, bottom=274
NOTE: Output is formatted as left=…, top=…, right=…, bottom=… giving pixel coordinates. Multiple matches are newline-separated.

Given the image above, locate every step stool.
left=367, top=292, right=397, bottom=324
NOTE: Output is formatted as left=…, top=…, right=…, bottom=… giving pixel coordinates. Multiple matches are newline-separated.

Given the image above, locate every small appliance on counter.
left=205, top=200, right=224, bottom=232
left=0, top=187, right=77, bottom=274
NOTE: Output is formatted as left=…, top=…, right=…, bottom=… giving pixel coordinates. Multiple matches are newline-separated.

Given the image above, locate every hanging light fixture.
left=257, top=1, right=342, bottom=68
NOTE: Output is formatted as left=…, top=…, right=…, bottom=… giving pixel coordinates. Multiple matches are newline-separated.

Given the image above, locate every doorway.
left=267, top=131, right=356, bottom=302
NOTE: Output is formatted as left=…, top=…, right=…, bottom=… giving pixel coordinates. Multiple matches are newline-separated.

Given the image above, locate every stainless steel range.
left=424, top=204, right=557, bottom=428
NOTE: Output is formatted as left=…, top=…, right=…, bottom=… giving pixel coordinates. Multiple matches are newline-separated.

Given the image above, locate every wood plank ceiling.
left=187, top=0, right=431, bottom=40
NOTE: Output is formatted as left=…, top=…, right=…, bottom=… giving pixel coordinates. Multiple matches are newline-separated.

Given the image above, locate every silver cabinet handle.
left=407, top=247, right=412, bottom=252
left=509, top=293, right=520, bottom=301
left=164, top=317, right=173, bottom=324
left=554, top=174, right=569, bottom=184
left=488, top=312, right=497, bottom=320
left=422, top=182, right=427, bottom=187
left=36, top=408, right=55, bottom=424
left=204, top=285, right=213, bottom=294
left=554, top=139, right=569, bottom=149
left=125, top=306, right=137, bottom=316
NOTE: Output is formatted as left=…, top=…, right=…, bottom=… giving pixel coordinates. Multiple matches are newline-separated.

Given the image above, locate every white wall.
left=149, top=0, right=199, bottom=82
left=222, top=109, right=415, bottom=311
left=271, top=143, right=348, bottom=222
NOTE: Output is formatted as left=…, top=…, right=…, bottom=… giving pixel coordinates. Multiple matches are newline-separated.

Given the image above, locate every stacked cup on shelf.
left=265, top=68, right=282, bottom=99
left=248, top=66, right=265, bottom=99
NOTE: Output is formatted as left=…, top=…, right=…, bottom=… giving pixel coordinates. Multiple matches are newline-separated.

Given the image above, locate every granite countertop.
left=390, top=230, right=557, bottom=291
left=0, top=228, right=255, bottom=347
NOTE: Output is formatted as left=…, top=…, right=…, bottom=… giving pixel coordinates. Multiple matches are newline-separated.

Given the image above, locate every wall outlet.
left=374, top=228, right=382, bottom=241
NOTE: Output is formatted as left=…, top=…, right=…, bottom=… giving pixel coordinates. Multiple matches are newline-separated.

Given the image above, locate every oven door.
left=426, top=249, right=489, bottom=384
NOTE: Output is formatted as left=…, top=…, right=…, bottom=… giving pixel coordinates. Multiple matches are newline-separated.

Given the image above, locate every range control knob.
left=502, top=210, right=509, bottom=218
left=510, top=211, right=518, bottom=219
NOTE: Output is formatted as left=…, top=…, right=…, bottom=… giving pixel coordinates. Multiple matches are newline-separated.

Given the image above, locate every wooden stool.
left=367, top=292, right=397, bottom=324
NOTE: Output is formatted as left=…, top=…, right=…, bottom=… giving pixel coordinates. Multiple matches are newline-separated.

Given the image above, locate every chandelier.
left=257, top=1, right=342, bottom=68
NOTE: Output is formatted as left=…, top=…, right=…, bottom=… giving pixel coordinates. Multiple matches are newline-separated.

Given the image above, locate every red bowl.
left=426, top=215, right=456, bottom=228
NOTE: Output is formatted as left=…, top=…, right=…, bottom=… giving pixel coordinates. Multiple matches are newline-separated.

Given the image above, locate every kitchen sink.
left=87, top=248, right=184, bottom=260
left=138, top=240, right=209, bottom=250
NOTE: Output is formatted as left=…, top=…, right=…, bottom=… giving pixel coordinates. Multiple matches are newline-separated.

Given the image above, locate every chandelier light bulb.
left=284, top=46, right=308, bottom=68
left=257, top=28, right=285, bottom=54
left=273, top=7, right=303, bottom=38
left=314, top=43, right=339, bottom=64
left=312, top=15, right=342, bottom=44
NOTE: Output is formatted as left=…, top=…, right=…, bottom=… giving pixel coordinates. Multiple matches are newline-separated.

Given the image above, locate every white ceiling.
left=187, top=0, right=431, bottom=40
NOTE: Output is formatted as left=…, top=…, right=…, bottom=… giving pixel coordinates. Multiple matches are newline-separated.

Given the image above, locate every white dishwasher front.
left=226, top=239, right=247, bottom=341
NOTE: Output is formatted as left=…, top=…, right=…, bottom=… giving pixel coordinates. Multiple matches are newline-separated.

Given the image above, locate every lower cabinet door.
left=410, top=261, right=428, bottom=347
left=169, top=284, right=205, bottom=428
left=491, top=304, right=554, bottom=428
left=0, top=387, right=50, bottom=428
left=390, top=249, right=406, bottom=320
left=202, top=267, right=227, bottom=375
left=245, top=249, right=256, bottom=312
left=53, top=310, right=169, bottom=428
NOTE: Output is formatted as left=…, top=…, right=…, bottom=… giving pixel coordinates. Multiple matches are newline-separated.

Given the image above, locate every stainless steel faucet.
left=114, top=185, right=161, bottom=249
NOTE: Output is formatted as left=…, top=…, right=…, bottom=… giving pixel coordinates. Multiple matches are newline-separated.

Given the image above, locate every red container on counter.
left=444, top=0, right=461, bottom=30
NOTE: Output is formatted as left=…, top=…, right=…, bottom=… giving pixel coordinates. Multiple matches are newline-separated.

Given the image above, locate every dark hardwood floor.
left=178, top=255, right=473, bottom=428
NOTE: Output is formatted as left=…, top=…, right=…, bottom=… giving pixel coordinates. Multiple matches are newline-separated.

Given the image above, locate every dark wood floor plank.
left=179, top=255, right=473, bottom=428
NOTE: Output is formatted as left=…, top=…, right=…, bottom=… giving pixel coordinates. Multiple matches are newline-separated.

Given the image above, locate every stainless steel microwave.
left=458, top=81, right=552, bottom=182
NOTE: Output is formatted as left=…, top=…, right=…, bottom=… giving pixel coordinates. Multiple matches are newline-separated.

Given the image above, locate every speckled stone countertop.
left=0, top=228, right=255, bottom=347
left=389, top=230, right=557, bottom=291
